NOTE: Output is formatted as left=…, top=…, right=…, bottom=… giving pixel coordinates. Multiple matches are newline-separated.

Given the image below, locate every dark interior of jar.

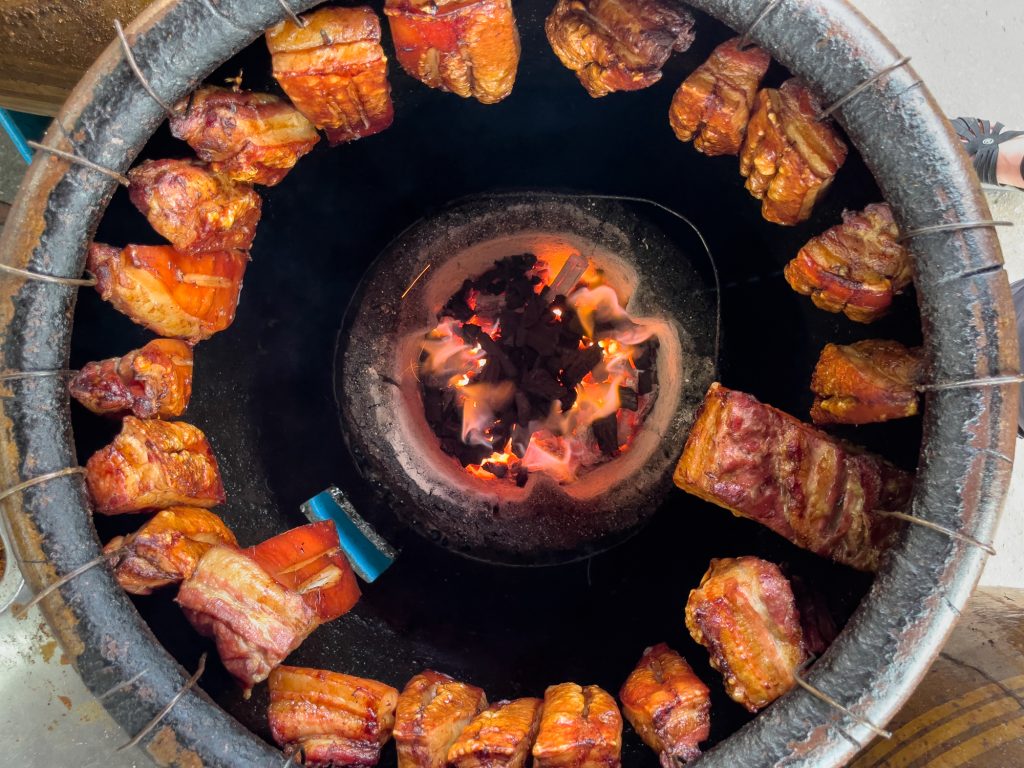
left=67, top=2, right=924, bottom=762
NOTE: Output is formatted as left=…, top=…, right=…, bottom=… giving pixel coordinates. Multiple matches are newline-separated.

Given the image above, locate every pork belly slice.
left=448, top=697, right=543, bottom=768
left=70, top=339, right=193, bottom=419
left=784, top=203, right=913, bottom=322
left=673, top=383, right=910, bottom=571
left=739, top=79, right=848, bottom=225
left=669, top=38, right=770, bottom=156
left=104, top=506, right=236, bottom=595
left=246, top=520, right=361, bottom=624
left=545, top=0, right=694, bottom=98
left=86, top=417, right=226, bottom=515
left=87, top=243, right=247, bottom=343
left=385, top=0, right=521, bottom=104
left=267, top=6, right=394, bottom=145
left=533, top=683, right=622, bottom=768
left=127, top=159, right=261, bottom=253
left=810, top=340, right=925, bottom=425
left=177, top=545, right=317, bottom=693
left=169, top=85, right=320, bottom=186
left=394, top=669, right=487, bottom=768
left=685, top=557, right=807, bottom=712
left=619, top=643, right=710, bottom=765
left=268, top=665, right=399, bottom=767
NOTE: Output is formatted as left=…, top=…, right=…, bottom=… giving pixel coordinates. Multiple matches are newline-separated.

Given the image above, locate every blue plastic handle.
left=301, top=487, right=396, bottom=583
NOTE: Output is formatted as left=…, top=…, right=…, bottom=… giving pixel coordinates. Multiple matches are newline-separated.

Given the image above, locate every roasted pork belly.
left=669, top=38, right=770, bottom=156
left=810, top=340, right=925, bottom=425
left=673, top=383, right=910, bottom=571
left=86, top=417, right=225, bottom=515
left=177, top=545, right=318, bottom=692
left=685, top=557, right=807, bottom=712
left=395, top=669, right=487, bottom=768
left=69, top=339, right=193, bottom=419
left=268, top=665, right=399, bottom=767
left=448, top=697, right=543, bottom=768
left=104, top=506, right=236, bottom=594
left=619, top=644, right=710, bottom=765
left=533, top=683, right=622, bottom=768
left=546, top=0, right=694, bottom=98
left=87, top=243, right=247, bottom=343
left=169, top=85, right=320, bottom=186
left=739, top=79, right=848, bottom=225
left=267, top=6, right=394, bottom=145
left=385, top=0, right=521, bottom=104
left=247, top=520, right=361, bottom=624
left=127, top=159, right=261, bottom=253
left=784, top=203, right=913, bottom=322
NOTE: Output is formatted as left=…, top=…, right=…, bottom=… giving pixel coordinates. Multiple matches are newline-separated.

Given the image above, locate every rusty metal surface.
left=0, top=0, right=1016, bottom=767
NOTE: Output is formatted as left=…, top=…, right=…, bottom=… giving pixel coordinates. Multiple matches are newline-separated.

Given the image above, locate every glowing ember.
left=419, top=252, right=659, bottom=484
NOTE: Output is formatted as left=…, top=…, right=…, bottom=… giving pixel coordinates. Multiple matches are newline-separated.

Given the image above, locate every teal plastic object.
left=300, top=486, right=397, bottom=583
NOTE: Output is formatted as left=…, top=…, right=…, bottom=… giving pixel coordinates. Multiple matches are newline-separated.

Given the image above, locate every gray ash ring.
left=336, top=192, right=717, bottom=565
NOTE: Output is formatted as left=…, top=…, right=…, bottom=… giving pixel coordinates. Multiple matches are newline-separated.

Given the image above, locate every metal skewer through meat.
left=268, top=665, right=399, bottom=767
left=532, top=682, right=623, bottom=768
left=784, top=203, right=913, bottom=323
left=103, top=506, right=236, bottom=594
left=87, top=243, right=248, bottom=343
left=669, top=38, right=771, bottom=156
left=739, top=79, right=848, bottom=225
left=267, top=6, right=395, bottom=145
left=385, top=0, right=521, bottom=104
left=545, top=0, right=695, bottom=98
left=673, top=383, right=910, bottom=571
left=685, top=556, right=807, bottom=713
left=810, top=340, right=925, bottom=425
left=394, top=669, right=488, bottom=768
left=86, top=417, right=226, bottom=515
left=448, top=697, right=543, bottom=768
left=619, top=643, right=710, bottom=765
left=169, top=85, right=320, bottom=186
left=70, top=338, right=193, bottom=419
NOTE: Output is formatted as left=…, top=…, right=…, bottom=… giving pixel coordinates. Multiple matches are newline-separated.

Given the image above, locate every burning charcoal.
left=511, top=423, right=532, bottom=457
left=593, top=414, right=619, bottom=456
left=516, top=468, right=529, bottom=487
left=619, top=387, right=639, bottom=411
left=638, top=368, right=656, bottom=396
left=480, top=335, right=518, bottom=378
left=442, top=279, right=475, bottom=321
left=522, top=368, right=565, bottom=401
left=560, top=388, right=578, bottom=411
left=634, top=338, right=660, bottom=370
left=563, top=345, right=604, bottom=388
left=460, top=323, right=484, bottom=344
left=482, top=462, right=509, bottom=479
left=525, top=322, right=560, bottom=356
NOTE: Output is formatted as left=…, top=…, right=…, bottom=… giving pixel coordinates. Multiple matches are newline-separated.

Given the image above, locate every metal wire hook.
left=114, top=19, right=182, bottom=116
left=739, top=0, right=784, bottom=50
left=117, top=652, right=207, bottom=752
left=793, top=659, right=893, bottom=740
left=12, top=546, right=127, bottom=619
left=274, top=0, right=308, bottom=27
left=26, top=140, right=129, bottom=188
left=897, top=220, right=1013, bottom=241
left=0, top=467, right=86, bottom=503
left=0, top=369, right=77, bottom=384
left=917, top=373, right=1024, bottom=393
left=816, top=56, right=912, bottom=121
left=877, top=509, right=998, bottom=556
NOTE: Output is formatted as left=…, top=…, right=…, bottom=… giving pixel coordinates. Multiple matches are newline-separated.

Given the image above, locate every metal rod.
left=793, top=662, right=893, bottom=740
left=897, top=220, right=1013, bottom=241
left=0, top=467, right=86, bottom=503
left=918, top=373, right=1024, bottom=392
left=12, top=547, right=126, bottom=619
left=114, top=20, right=180, bottom=116
left=739, top=0, right=784, bottom=50
left=117, top=652, right=207, bottom=752
left=98, top=670, right=148, bottom=701
left=0, top=369, right=77, bottom=383
left=816, top=57, right=911, bottom=121
left=275, top=0, right=308, bottom=27
left=401, top=264, right=431, bottom=299
left=878, top=509, right=997, bottom=556
left=25, top=141, right=129, bottom=188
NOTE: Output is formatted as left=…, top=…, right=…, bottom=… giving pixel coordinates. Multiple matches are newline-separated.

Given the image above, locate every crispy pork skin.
left=784, top=203, right=913, bottom=322
left=104, top=506, right=236, bottom=594
left=685, top=557, right=806, bottom=712
left=739, top=79, right=848, bottom=225
left=669, top=38, right=770, bottom=156
left=448, top=697, right=543, bottom=768
left=810, top=340, right=925, bottom=425
left=127, top=159, right=261, bottom=253
left=385, top=0, right=520, bottom=104
left=395, top=670, right=487, bottom=768
left=545, top=0, right=694, bottom=98
left=86, top=417, right=225, bottom=515
left=268, top=665, right=399, bottom=767
left=619, top=643, right=710, bottom=765
left=533, top=683, right=622, bottom=768
left=673, top=383, right=909, bottom=571
left=177, top=545, right=317, bottom=692
left=169, top=85, right=320, bottom=186
left=87, top=243, right=247, bottom=343
left=267, top=6, right=394, bottom=145
left=70, top=339, right=193, bottom=419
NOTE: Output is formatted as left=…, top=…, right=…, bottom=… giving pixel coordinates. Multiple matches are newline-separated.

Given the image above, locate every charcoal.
left=634, top=338, right=660, bottom=370
left=460, top=323, right=484, bottom=344
left=482, top=461, right=509, bottom=479
left=424, top=387, right=445, bottom=423
left=515, top=392, right=532, bottom=426
left=522, top=368, right=565, bottom=401
left=516, top=468, right=529, bottom=487
left=592, top=414, right=619, bottom=456
left=560, top=387, right=578, bottom=411
left=619, top=387, right=638, bottom=411
left=638, top=368, right=656, bottom=395
left=525, top=322, right=560, bottom=356
left=562, top=345, right=603, bottom=388
left=511, top=423, right=532, bottom=457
